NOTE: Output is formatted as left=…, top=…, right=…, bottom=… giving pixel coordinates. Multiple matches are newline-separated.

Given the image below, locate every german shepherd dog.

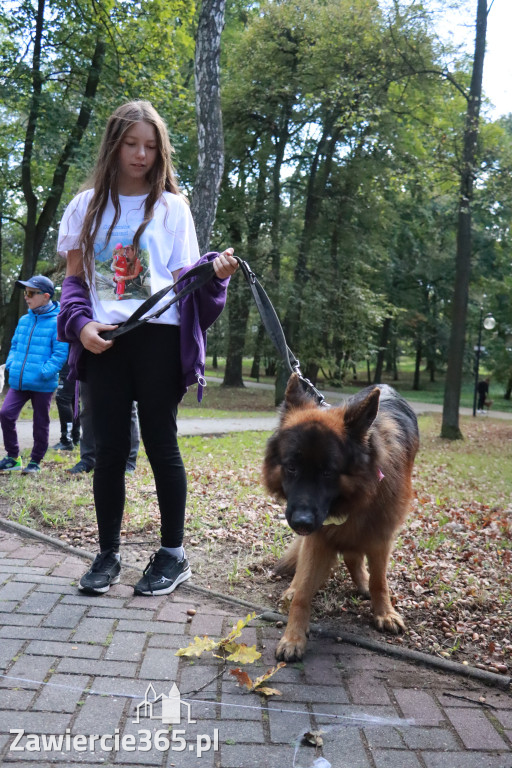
left=263, top=373, right=419, bottom=661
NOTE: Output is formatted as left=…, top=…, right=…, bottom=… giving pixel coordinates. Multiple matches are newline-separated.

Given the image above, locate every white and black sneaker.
left=78, top=551, right=121, bottom=594
left=134, top=548, right=191, bottom=596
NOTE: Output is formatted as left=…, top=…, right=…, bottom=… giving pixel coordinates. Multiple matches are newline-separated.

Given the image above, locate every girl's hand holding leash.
left=213, top=248, right=238, bottom=279
left=80, top=321, right=118, bottom=354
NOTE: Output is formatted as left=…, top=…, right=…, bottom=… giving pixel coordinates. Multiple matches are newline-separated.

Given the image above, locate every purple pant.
left=0, top=388, right=53, bottom=463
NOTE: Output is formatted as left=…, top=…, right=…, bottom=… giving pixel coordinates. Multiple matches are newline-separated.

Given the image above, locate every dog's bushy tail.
left=274, top=538, right=300, bottom=577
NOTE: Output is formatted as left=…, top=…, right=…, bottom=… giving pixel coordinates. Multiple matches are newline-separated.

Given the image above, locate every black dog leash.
left=100, top=254, right=327, bottom=406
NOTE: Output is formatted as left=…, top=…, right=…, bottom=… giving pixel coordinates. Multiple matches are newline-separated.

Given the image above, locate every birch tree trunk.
left=191, top=0, right=226, bottom=255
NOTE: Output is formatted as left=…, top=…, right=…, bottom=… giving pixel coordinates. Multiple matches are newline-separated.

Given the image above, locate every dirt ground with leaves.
left=1, top=401, right=511, bottom=680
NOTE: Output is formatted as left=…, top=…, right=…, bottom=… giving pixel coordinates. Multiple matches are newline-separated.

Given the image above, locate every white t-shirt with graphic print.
left=57, top=189, right=199, bottom=326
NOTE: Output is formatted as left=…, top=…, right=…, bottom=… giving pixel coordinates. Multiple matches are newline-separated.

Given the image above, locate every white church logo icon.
left=133, top=683, right=196, bottom=725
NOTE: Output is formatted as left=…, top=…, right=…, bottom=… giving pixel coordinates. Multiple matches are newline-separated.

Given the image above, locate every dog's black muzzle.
left=288, top=507, right=318, bottom=536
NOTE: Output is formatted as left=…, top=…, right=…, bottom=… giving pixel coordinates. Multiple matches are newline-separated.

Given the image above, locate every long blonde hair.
left=78, top=101, right=179, bottom=283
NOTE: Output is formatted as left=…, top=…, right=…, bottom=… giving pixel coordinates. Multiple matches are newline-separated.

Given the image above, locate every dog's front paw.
left=279, top=587, right=295, bottom=614
left=374, top=610, right=405, bottom=634
left=276, top=633, right=307, bottom=662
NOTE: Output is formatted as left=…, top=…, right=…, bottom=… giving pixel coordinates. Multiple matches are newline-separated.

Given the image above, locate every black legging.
left=84, top=324, right=186, bottom=552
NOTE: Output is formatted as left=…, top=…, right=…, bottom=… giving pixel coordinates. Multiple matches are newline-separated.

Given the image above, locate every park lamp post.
left=472, top=308, right=496, bottom=417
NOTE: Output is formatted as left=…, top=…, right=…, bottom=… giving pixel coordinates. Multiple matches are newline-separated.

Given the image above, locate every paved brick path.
left=0, top=527, right=511, bottom=768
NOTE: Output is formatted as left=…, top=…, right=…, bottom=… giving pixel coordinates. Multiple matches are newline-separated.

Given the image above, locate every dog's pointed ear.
left=344, top=387, right=380, bottom=439
left=283, top=372, right=314, bottom=411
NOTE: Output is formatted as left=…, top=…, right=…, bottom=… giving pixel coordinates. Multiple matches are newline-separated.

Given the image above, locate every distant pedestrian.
left=477, top=377, right=493, bottom=413
left=67, top=383, right=140, bottom=475
left=53, top=359, right=80, bottom=451
left=0, top=276, right=68, bottom=473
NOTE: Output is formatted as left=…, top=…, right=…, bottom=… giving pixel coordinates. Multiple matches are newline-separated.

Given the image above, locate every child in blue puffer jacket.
left=0, top=275, right=68, bottom=473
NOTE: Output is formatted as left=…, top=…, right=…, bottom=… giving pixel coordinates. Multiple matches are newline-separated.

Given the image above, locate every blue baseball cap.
left=16, top=275, right=55, bottom=298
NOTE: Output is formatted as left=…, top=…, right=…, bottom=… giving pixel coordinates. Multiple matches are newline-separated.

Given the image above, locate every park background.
left=0, top=0, right=511, bottom=676
left=1, top=0, right=512, bottom=424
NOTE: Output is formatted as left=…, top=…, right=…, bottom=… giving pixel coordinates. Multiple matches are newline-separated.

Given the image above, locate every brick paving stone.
left=445, top=706, right=509, bottom=750
left=0, top=535, right=23, bottom=552
left=0, top=638, right=26, bottom=668
left=318, top=727, right=374, bottom=768
left=188, top=717, right=264, bottom=745
left=42, top=602, right=87, bottom=628
left=0, top=580, right=33, bottom=602
left=219, top=743, right=296, bottom=767
left=0, top=626, right=70, bottom=642
left=72, top=617, right=115, bottom=644
left=157, top=601, right=194, bottom=623
left=50, top=561, right=86, bottom=578
left=0, top=610, right=42, bottom=626
left=34, top=582, right=77, bottom=594
left=302, top=654, right=347, bottom=686
left=393, top=688, right=445, bottom=726
left=267, top=700, right=311, bottom=744
left=138, top=647, right=180, bottom=681
left=31, top=553, right=62, bottom=568
left=219, top=694, right=262, bottom=721
left=275, top=682, right=351, bottom=704
left=32, top=673, right=90, bottom=713
left=72, top=694, right=126, bottom=735
left=165, top=746, right=216, bottom=768
left=313, top=703, right=405, bottom=726
left=24, top=640, right=104, bottom=659
left=104, top=630, right=147, bottom=661
left=88, top=606, right=156, bottom=621
left=57, top=657, right=138, bottom=677
left=88, top=675, right=143, bottom=698
left=364, top=725, right=407, bottom=750
left=0, top=565, right=47, bottom=575
left=7, top=545, right=44, bottom=559
left=16, top=591, right=61, bottom=615
left=117, top=619, right=186, bottom=635
left=5, top=710, right=72, bottom=733
left=62, top=594, right=126, bottom=609
left=0, top=600, right=18, bottom=612
left=372, top=749, right=424, bottom=768
left=126, top=595, right=167, bottom=610
left=422, top=753, right=512, bottom=768
left=400, top=725, right=460, bottom=751
left=495, top=709, right=512, bottom=730
left=0, top=688, right=35, bottom=710
left=187, top=613, right=225, bottom=637
left=15, top=573, right=77, bottom=585
left=3, top=655, right=57, bottom=689
left=346, top=670, right=393, bottom=706
left=180, top=664, right=222, bottom=694
left=148, top=633, right=191, bottom=651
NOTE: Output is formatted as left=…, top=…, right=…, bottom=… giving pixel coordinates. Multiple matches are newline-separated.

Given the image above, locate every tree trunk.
left=190, top=0, right=226, bottom=255
left=413, top=338, right=422, bottom=391
left=441, top=0, right=487, bottom=439
left=373, top=316, right=392, bottom=384
left=0, top=31, right=105, bottom=363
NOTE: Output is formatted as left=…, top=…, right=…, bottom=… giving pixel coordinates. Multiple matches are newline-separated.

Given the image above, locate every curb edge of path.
left=1, top=515, right=510, bottom=692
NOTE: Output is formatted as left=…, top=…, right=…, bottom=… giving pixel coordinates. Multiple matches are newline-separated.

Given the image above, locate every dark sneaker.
left=78, top=551, right=121, bottom=594
left=22, top=460, right=40, bottom=474
left=53, top=439, right=74, bottom=451
left=134, top=549, right=191, bottom=596
left=0, top=455, right=22, bottom=471
left=67, top=460, right=93, bottom=475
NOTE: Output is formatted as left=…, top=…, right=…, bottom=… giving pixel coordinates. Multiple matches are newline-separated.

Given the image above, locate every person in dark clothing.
left=53, top=361, right=80, bottom=450
left=477, top=377, right=493, bottom=413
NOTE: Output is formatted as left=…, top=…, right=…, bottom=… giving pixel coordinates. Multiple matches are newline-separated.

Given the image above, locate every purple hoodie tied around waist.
left=57, top=251, right=230, bottom=402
